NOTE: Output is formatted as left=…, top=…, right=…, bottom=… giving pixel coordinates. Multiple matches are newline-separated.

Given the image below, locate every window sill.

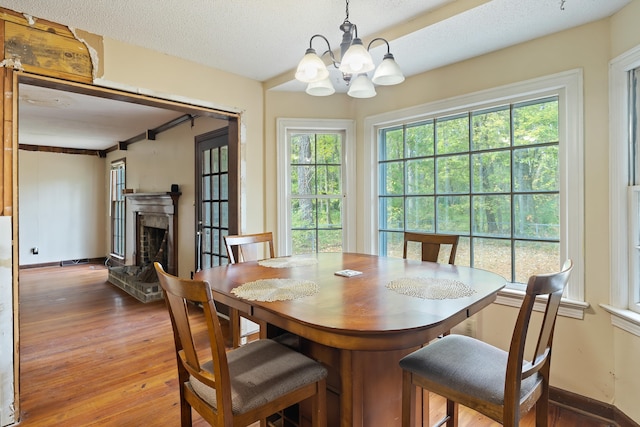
left=600, top=304, right=640, bottom=337
left=495, top=288, right=589, bottom=320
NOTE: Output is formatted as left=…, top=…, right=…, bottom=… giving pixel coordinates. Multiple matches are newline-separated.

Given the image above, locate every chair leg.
left=180, top=388, right=192, bottom=427
left=401, top=370, right=416, bottom=427
left=445, top=399, right=458, bottom=427
left=312, top=378, right=327, bottom=427
left=536, top=386, right=550, bottom=427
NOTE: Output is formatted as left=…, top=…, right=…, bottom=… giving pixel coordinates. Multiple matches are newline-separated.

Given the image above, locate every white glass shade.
left=371, top=54, right=405, bottom=86
left=347, top=74, right=376, bottom=98
left=306, top=77, right=335, bottom=96
left=339, top=39, right=375, bottom=75
left=295, top=49, right=329, bottom=83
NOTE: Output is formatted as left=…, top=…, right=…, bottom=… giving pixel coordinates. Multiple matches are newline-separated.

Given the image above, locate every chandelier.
left=294, top=0, right=405, bottom=98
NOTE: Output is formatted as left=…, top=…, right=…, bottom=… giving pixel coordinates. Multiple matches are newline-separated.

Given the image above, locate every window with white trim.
left=364, top=70, right=585, bottom=313
left=628, top=68, right=640, bottom=315
left=606, top=46, right=640, bottom=333
left=110, top=159, right=126, bottom=259
left=277, top=119, right=356, bottom=257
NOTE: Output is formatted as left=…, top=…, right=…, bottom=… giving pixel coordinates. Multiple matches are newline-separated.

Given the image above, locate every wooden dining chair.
left=154, top=262, right=328, bottom=427
left=399, top=260, right=573, bottom=427
left=223, top=232, right=275, bottom=348
left=224, top=232, right=275, bottom=264
left=403, top=232, right=459, bottom=265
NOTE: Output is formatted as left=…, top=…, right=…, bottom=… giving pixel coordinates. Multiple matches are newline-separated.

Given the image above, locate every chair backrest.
left=402, top=232, right=459, bottom=264
left=224, top=232, right=275, bottom=264
left=504, top=259, right=573, bottom=421
left=154, top=262, right=233, bottom=424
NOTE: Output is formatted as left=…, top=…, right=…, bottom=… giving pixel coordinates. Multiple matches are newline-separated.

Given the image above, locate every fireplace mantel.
left=125, top=192, right=181, bottom=215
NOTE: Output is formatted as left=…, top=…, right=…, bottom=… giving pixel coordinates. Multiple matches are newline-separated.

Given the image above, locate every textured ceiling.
left=0, top=0, right=631, bottom=150
left=0, top=0, right=630, bottom=85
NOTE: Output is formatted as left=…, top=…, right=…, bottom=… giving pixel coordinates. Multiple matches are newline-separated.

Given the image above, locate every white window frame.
left=109, top=159, right=126, bottom=259
left=602, top=45, right=640, bottom=336
left=364, top=70, right=587, bottom=319
left=277, top=118, right=356, bottom=256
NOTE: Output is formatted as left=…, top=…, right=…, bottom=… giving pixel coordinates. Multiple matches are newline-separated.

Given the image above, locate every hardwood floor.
left=16, top=264, right=613, bottom=426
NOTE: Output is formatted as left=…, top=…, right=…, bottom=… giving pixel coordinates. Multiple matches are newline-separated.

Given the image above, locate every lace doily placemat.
left=386, top=277, right=476, bottom=300
left=258, top=257, right=318, bottom=268
left=231, top=278, right=319, bottom=302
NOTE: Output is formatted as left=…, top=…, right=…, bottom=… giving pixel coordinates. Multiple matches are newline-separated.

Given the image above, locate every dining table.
left=194, top=252, right=506, bottom=427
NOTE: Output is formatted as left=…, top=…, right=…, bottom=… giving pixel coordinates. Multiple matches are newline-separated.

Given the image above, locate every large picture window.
left=378, top=97, right=559, bottom=284
left=365, top=71, right=585, bottom=314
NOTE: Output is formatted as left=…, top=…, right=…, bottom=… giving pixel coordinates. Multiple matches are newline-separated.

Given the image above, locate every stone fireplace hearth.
left=108, top=192, right=180, bottom=303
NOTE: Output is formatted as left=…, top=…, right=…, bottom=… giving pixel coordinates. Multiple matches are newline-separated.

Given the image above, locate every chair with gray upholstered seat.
left=403, top=232, right=459, bottom=265
left=154, top=262, right=327, bottom=427
left=399, top=260, right=573, bottom=427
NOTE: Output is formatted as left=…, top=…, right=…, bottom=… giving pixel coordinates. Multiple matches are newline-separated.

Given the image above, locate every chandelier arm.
left=309, top=34, right=338, bottom=66
left=367, top=37, right=391, bottom=54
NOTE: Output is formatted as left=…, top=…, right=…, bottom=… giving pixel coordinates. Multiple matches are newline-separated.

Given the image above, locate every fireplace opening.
left=137, top=224, right=168, bottom=282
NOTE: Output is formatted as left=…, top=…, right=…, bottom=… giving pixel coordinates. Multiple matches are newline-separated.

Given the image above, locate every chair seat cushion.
left=190, top=339, right=327, bottom=415
left=399, top=334, right=541, bottom=406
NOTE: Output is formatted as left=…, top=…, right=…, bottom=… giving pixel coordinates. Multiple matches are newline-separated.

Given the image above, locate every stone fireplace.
left=108, top=192, right=180, bottom=303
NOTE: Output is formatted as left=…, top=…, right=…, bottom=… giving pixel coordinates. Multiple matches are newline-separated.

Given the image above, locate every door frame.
left=7, top=71, right=241, bottom=423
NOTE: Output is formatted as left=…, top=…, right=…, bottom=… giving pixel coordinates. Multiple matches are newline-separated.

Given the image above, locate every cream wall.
left=264, top=5, right=640, bottom=422
left=18, top=151, right=106, bottom=266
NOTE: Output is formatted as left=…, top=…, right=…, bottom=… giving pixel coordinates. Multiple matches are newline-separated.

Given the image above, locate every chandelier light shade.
left=338, top=38, right=375, bottom=75
left=372, top=53, right=405, bottom=86
left=295, top=0, right=404, bottom=98
left=295, top=48, right=330, bottom=83
left=347, top=74, right=377, bottom=98
left=306, top=77, right=336, bottom=96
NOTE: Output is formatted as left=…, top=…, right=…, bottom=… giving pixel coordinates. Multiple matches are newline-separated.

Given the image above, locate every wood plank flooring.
left=16, top=264, right=613, bottom=426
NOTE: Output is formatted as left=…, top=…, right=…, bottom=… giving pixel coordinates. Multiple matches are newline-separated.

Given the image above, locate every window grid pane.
left=110, top=161, right=125, bottom=258
left=378, top=96, right=560, bottom=283
left=201, top=145, right=229, bottom=263
left=290, top=132, right=345, bottom=254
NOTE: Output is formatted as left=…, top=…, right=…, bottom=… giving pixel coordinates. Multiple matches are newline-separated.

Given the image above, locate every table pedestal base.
left=301, top=340, right=422, bottom=427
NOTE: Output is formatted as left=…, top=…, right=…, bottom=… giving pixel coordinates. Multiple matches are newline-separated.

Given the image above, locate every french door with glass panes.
left=196, top=127, right=238, bottom=270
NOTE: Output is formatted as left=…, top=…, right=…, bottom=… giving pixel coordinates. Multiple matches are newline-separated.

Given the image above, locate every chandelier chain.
left=345, top=0, right=350, bottom=21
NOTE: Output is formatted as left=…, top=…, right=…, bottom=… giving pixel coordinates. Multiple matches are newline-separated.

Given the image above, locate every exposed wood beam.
left=19, top=144, right=106, bottom=157
left=115, top=113, right=197, bottom=152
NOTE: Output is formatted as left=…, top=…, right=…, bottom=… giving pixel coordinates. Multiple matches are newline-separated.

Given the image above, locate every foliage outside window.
left=290, top=132, right=344, bottom=254
left=378, top=97, right=560, bottom=284
left=110, top=160, right=126, bottom=258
